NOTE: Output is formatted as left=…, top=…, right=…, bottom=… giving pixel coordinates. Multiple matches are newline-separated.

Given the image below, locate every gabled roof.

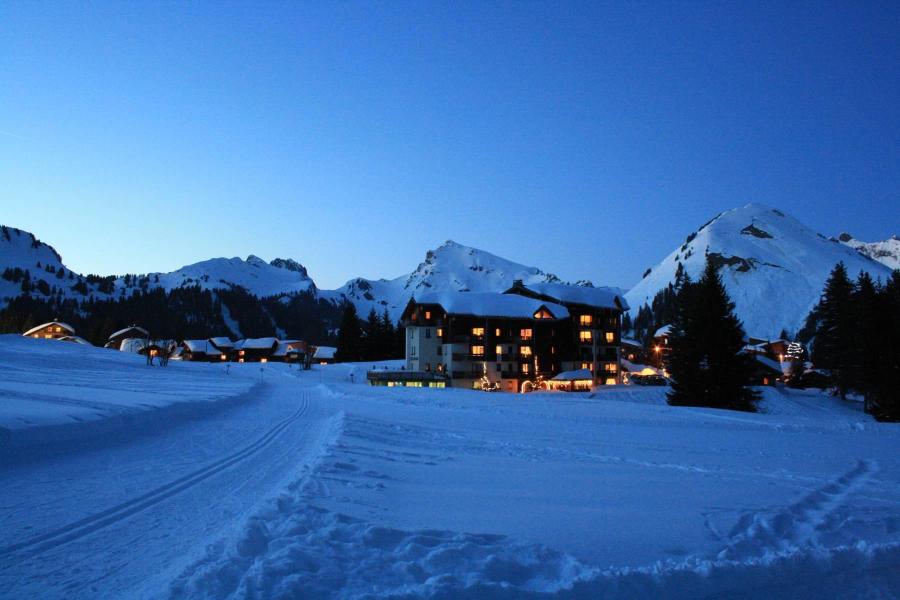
left=313, top=346, right=336, bottom=359
left=753, top=354, right=784, bottom=374
left=208, top=336, right=234, bottom=349
left=183, top=339, right=210, bottom=353
left=23, top=321, right=75, bottom=336
left=108, top=325, right=148, bottom=340
left=409, top=292, right=569, bottom=320
left=273, top=340, right=305, bottom=356
left=58, top=335, right=92, bottom=345
left=653, top=324, right=672, bottom=338
left=235, top=337, right=278, bottom=350
left=505, top=281, right=629, bottom=311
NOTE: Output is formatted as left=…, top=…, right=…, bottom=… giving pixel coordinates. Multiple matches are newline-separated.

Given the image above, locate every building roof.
left=508, top=281, right=629, bottom=311
left=273, top=340, right=304, bottom=356
left=235, top=337, right=278, bottom=350
left=183, top=339, right=211, bottom=353
left=621, top=337, right=643, bottom=348
left=313, top=346, right=336, bottom=359
left=621, top=359, right=661, bottom=375
left=412, top=292, right=570, bottom=320
left=753, top=354, right=784, bottom=374
left=119, top=338, right=148, bottom=353
left=23, top=321, right=76, bottom=337
left=551, top=368, right=594, bottom=381
left=108, top=326, right=148, bottom=340
left=208, top=336, right=234, bottom=349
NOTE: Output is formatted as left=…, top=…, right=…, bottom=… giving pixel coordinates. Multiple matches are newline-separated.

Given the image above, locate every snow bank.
left=0, top=335, right=257, bottom=459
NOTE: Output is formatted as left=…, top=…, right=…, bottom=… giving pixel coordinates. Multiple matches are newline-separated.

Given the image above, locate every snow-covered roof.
left=753, top=354, right=784, bottom=373
left=273, top=340, right=304, bottom=356
left=621, top=337, right=643, bottom=347
left=183, top=339, right=211, bottom=353
left=511, top=282, right=629, bottom=311
left=58, top=335, right=92, bottom=345
left=235, top=337, right=278, bottom=350
left=23, top=321, right=75, bottom=336
left=108, top=326, right=148, bottom=340
left=621, top=359, right=661, bottom=375
left=208, top=336, right=234, bottom=349
left=313, top=346, right=336, bottom=359
left=413, top=292, right=570, bottom=320
left=551, top=368, right=594, bottom=381
left=654, top=324, right=672, bottom=338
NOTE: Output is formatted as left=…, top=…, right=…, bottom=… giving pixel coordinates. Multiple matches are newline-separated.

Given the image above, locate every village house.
left=181, top=340, right=227, bottom=362
left=23, top=321, right=76, bottom=340
left=234, top=338, right=279, bottom=362
left=547, top=368, right=594, bottom=392
left=208, top=337, right=234, bottom=355
left=387, top=283, right=627, bottom=393
left=58, top=335, right=92, bottom=346
left=105, top=325, right=149, bottom=350
left=271, top=340, right=308, bottom=364
left=313, top=346, right=336, bottom=365
left=650, top=324, right=672, bottom=369
left=747, top=354, right=785, bottom=386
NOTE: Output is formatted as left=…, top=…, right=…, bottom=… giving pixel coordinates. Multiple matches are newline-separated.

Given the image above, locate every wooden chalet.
left=181, top=340, right=227, bottom=362
left=748, top=354, right=785, bottom=386
left=271, top=340, right=308, bottom=364
left=105, top=325, right=149, bottom=350
left=313, top=346, right=336, bottom=365
left=547, top=368, right=594, bottom=392
left=234, top=338, right=279, bottom=362
left=23, top=321, right=76, bottom=340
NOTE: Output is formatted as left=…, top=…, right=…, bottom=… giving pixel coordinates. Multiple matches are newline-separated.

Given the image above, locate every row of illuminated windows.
left=578, top=331, right=616, bottom=343
left=470, top=345, right=540, bottom=357
left=577, top=362, right=619, bottom=373
left=471, top=327, right=533, bottom=340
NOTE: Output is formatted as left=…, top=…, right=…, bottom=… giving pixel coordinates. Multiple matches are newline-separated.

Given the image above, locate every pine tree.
left=811, top=263, right=856, bottom=399
left=667, top=259, right=758, bottom=412
left=335, top=303, right=363, bottom=363
left=871, top=271, right=900, bottom=419
left=363, top=308, right=382, bottom=360
left=852, top=272, right=880, bottom=409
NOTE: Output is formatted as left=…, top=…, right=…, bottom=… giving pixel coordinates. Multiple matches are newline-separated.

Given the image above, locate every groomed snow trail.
left=0, top=379, right=341, bottom=599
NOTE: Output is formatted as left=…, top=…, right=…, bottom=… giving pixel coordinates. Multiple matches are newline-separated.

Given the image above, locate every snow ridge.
left=837, top=233, right=900, bottom=270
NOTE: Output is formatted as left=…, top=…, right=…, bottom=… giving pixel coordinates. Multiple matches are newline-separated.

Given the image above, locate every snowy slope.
left=127, top=255, right=317, bottom=296
left=625, top=204, right=893, bottom=339
left=325, top=240, right=567, bottom=319
left=0, top=225, right=85, bottom=303
left=837, top=232, right=900, bottom=270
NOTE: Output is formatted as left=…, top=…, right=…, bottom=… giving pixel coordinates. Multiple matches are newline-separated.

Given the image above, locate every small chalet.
left=651, top=324, right=672, bottom=369
left=620, top=337, right=645, bottom=364
left=105, top=325, right=149, bottom=350
left=272, top=340, right=308, bottom=364
left=208, top=337, right=234, bottom=354
left=182, top=340, right=227, bottom=362
left=313, top=346, right=336, bottom=365
left=234, top=338, right=279, bottom=362
left=748, top=354, right=784, bottom=386
left=23, top=321, right=76, bottom=340
left=547, top=369, right=594, bottom=392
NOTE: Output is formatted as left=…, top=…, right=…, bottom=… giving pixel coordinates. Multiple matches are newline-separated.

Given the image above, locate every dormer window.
left=534, top=308, right=553, bottom=319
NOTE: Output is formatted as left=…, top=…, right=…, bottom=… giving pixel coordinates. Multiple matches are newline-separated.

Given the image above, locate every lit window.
left=239, top=350, right=246, bottom=356
left=425, top=363, right=431, bottom=371
left=579, top=330, right=593, bottom=343
left=520, top=328, right=532, bottom=340
left=437, top=364, right=444, bottom=372
left=579, top=315, right=592, bottom=326
left=260, top=358, right=268, bottom=363
left=55, top=326, right=62, bottom=332
left=551, top=346, right=556, bottom=354
left=495, top=328, right=501, bottom=337
left=605, top=332, right=615, bottom=343
left=33, top=334, right=39, bottom=338
left=220, top=354, right=227, bottom=360
left=605, top=378, right=616, bottom=385
left=472, top=327, right=485, bottom=336
left=44, top=334, right=52, bottom=339
left=521, top=363, right=530, bottom=374
left=425, top=310, right=431, bottom=320
left=239, top=358, right=245, bottom=363
left=519, top=346, right=533, bottom=357
left=437, top=328, right=443, bottom=337
left=534, top=309, right=553, bottom=319
left=495, top=345, right=503, bottom=356
left=605, top=363, right=618, bottom=373
left=471, top=345, right=485, bottom=356
left=581, top=362, right=592, bottom=371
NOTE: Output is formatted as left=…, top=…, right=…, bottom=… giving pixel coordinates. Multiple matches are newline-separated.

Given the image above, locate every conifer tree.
left=852, top=272, right=881, bottom=407
left=811, top=263, right=856, bottom=399
left=335, top=303, right=363, bottom=362
left=667, top=259, right=758, bottom=412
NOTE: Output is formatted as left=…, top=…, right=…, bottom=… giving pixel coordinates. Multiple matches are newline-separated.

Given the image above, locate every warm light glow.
left=54, top=326, right=62, bottom=332
left=471, top=345, right=485, bottom=356
left=495, top=345, right=503, bottom=356
left=520, top=346, right=533, bottom=357
left=654, top=345, right=661, bottom=353
left=437, top=328, right=443, bottom=337
left=605, top=378, right=616, bottom=386
left=239, top=358, right=245, bottom=363
left=579, top=315, right=592, bottom=326
left=521, top=363, right=530, bottom=374
left=534, top=308, right=553, bottom=319
left=472, top=327, right=485, bottom=336
left=605, top=332, right=615, bottom=343
left=44, top=334, right=52, bottom=339
left=495, top=328, right=501, bottom=337
left=260, top=358, right=268, bottom=363
left=239, top=350, right=246, bottom=356
left=424, top=310, right=431, bottom=319
left=581, top=362, right=592, bottom=371
left=520, top=328, right=532, bottom=340
left=579, top=330, right=592, bottom=343
left=605, top=363, right=618, bottom=373
left=220, top=354, right=227, bottom=360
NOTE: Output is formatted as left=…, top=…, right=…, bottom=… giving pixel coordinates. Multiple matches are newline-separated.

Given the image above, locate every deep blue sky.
left=2, top=2, right=898, bottom=289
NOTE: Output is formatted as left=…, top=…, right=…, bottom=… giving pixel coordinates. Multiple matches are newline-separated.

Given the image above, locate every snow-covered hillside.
left=626, top=204, right=893, bottom=339
left=123, top=255, right=317, bottom=297
left=324, top=240, right=570, bottom=318
left=837, top=233, right=900, bottom=271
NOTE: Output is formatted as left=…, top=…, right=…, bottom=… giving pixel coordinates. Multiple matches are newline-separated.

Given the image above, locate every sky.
left=1, top=1, right=899, bottom=290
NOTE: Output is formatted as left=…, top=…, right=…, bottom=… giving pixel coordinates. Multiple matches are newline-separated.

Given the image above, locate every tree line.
left=334, top=304, right=405, bottom=363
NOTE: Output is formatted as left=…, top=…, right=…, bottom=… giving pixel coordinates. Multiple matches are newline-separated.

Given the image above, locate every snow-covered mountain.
left=125, top=255, right=317, bottom=297
left=625, top=204, right=894, bottom=339
left=836, top=233, right=900, bottom=271
left=324, top=240, right=569, bottom=318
